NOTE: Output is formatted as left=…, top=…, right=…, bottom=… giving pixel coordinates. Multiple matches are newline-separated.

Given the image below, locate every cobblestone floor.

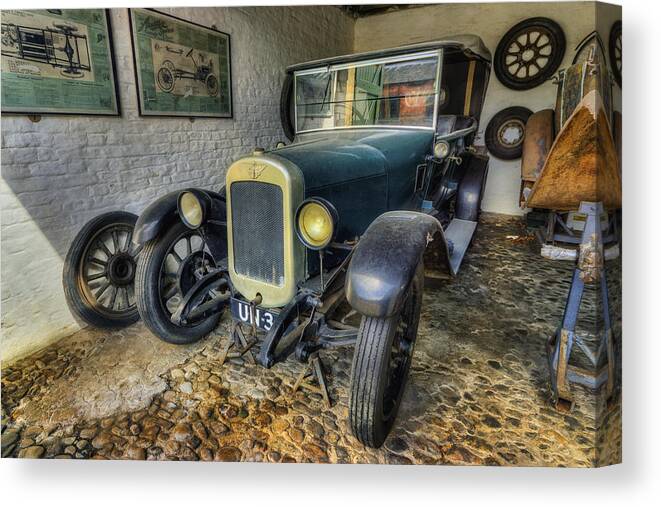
left=1, top=214, right=622, bottom=466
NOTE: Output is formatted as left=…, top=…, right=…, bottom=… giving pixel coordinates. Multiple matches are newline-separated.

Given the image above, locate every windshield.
left=294, top=52, right=441, bottom=132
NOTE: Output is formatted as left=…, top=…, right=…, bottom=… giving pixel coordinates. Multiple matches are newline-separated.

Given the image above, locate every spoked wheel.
left=157, top=60, right=176, bottom=92
left=495, top=17, right=566, bottom=90
left=63, top=211, right=141, bottom=328
left=349, top=263, right=424, bottom=448
left=135, top=221, right=223, bottom=344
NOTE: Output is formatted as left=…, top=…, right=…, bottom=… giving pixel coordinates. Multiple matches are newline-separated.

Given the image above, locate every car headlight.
left=296, top=198, right=338, bottom=250
left=178, top=191, right=205, bottom=229
left=433, top=140, right=450, bottom=159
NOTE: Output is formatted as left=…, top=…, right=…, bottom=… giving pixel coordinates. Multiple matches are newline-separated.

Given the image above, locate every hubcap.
left=498, top=119, right=525, bottom=148
left=107, top=254, right=135, bottom=286
left=177, top=250, right=214, bottom=295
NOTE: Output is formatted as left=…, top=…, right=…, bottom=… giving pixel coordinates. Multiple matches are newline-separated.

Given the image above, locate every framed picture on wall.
left=128, top=8, right=232, bottom=118
left=0, top=9, right=120, bottom=116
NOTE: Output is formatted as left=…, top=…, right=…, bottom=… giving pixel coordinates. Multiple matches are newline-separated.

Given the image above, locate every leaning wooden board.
left=526, top=89, right=621, bottom=211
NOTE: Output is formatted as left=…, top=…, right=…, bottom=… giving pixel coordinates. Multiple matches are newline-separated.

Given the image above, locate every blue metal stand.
left=546, top=202, right=615, bottom=409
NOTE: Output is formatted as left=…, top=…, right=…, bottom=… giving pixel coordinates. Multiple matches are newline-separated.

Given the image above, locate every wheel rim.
left=158, top=231, right=215, bottom=326
left=382, top=285, right=418, bottom=422
left=80, top=223, right=141, bottom=317
left=502, top=26, right=555, bottom=82
left=497, top=118, right=526, bottom=148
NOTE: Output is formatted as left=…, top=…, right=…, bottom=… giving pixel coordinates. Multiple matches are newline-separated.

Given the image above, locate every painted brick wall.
left=0, top=6, right=354, bottom=363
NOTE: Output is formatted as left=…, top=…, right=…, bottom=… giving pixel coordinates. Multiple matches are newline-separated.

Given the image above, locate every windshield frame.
left=293, top=49, right=444, bottom=135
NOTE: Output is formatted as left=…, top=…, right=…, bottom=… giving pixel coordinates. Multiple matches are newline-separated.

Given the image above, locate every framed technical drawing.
left=128, top=8, right=232, bottom=118
left=1, top=9, right=119, bottom=116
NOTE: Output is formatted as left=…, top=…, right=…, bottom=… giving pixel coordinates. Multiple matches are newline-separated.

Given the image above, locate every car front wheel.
left=349, top=263, right=424, bottom=448
left=135, top=221, right=222, bottom=344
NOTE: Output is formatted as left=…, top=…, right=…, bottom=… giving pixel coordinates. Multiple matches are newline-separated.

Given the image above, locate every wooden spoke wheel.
left=135, top=221, right=223, bottom=344
left=63, top=211, right=141, bottom=328
left=495, top=17, right=566, bottom=90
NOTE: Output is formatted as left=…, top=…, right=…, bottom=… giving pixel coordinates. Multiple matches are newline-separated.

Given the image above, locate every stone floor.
left=1, top=214, right=622, bottom=466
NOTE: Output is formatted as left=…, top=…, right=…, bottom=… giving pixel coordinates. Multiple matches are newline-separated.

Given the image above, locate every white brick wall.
left=1, top=6, right=354, bottom=363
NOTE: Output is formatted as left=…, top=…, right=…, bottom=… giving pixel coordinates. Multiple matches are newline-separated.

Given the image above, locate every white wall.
left=0, top=6, right=354, bottom=363
left=354, top=1, right=621, bottom=215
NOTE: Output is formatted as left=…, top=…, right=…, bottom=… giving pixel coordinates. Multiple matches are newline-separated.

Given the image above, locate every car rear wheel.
left=63, top=211, right=141, bottom=328
left=135, top=221, right=222, bottom=344
left=349, top=263, right=424, bottom=448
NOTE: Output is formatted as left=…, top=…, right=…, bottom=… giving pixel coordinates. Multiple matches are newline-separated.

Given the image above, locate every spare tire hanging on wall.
left=494, top=17, right=566, bottom=90
left=485, top=106, right=533, bottom=160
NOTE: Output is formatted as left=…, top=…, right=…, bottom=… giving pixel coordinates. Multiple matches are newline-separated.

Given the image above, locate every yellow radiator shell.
left=226, top=154, right=305, bottom=307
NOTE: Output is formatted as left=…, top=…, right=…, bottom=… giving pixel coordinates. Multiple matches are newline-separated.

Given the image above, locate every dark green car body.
left=271, top=128, right=434, bottom=243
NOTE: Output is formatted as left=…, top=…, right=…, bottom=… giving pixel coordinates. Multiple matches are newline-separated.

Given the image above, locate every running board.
left=444, top=218, right=477, bottom=275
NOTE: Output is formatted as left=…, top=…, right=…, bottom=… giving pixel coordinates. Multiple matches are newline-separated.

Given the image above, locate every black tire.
left=280, top=73, right=295, bottom=142
left=63, top=211, right=140, bottom=329
left=349, top=263, right=424, bottom=448
left=135, top=221, right=221, bottom=344
left=495, top=17, right=566, bottom=90
left=485, top=106, right=533, bottom=160
left=609, top=21, right=622, bottom=88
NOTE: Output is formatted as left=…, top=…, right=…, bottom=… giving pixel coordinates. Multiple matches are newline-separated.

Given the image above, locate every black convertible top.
left=287, top=35, right=491, bottom=73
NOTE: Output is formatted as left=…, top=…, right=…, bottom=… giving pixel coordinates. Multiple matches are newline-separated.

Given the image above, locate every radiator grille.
left=230, top=181, right=285, bottom=286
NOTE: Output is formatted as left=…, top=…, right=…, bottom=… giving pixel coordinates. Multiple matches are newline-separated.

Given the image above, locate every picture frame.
left=0, top=9, right=120, bottom=116
left=128, top=8, right=233, bottom=118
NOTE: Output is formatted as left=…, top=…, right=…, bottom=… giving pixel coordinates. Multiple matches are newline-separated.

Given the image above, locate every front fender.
left=345, top=211, right=442, bottom=318
left=133, top=191, right=180, bottom=246
left=133, top=188, right=226, bottom=246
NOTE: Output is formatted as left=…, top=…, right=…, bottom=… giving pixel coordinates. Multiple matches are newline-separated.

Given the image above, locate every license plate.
left=230, top=297, right=277, bottom=331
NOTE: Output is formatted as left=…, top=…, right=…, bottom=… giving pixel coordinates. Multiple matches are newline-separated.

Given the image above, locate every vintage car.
left=63, top=37, right=491, bottom=447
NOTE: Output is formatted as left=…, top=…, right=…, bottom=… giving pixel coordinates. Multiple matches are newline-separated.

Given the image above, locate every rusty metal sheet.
left=526, top=90, right=622, bottom=211
left=521, top=109, right=555, bottom=181
left=555, top=61, right=612, bottom=132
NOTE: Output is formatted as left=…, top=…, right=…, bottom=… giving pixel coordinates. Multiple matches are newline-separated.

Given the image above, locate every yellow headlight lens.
left=298, top=201, right=333, bottom=248
left=179, top=192, right=203, bottom=228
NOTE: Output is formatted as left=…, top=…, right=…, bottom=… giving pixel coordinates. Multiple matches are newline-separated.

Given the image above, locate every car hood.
left=269, top=128, right=434, bottom=192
